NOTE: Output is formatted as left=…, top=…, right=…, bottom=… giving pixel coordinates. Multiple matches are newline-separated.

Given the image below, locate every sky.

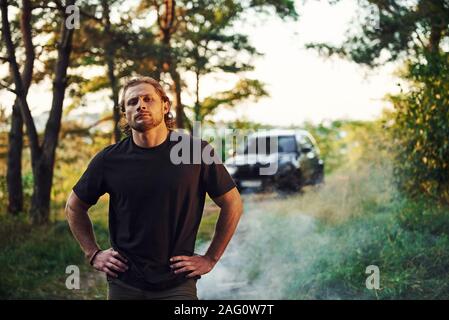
left=202, top=0, right=402, bottom=126
left=0, top=0, right=402, bottom=128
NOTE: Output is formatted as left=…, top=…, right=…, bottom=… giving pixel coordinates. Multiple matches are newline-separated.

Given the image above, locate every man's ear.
left=163, top=100, right=170, bottom=115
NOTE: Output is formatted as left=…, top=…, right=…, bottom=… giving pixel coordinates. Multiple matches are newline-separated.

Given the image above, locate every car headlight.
left=225, top=165, right=237, bottom=175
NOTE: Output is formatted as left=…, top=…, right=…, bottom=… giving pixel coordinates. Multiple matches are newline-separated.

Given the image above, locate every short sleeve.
left=72, top=150, right=106, bottom=206
left=201, top=141, right=236, bottom=198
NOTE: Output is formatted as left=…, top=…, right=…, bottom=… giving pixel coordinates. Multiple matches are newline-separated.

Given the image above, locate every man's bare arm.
left=170, top=187, right=243, bottom=277
left=65, top=191, right=100, bottom=259
left=65, top=191, right=128, bottom=277
left=205, top=187, right=243, bottom=263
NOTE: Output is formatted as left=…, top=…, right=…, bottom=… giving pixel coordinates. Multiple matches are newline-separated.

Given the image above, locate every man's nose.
left=136, top=96, right=147, bottom=111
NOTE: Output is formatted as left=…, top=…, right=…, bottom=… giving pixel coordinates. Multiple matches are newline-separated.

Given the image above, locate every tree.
left=307, top=0, right=449, bottom=66
left=1, top=0, right=75, bottom=224
left=389, top=51, right=449, bottom=203
left=69, top=0, right=159, bottom=142
left=135, top=0, right=191, bottom=129
left=307, top=0, right=449, bottom=202
left=195, top=78, right=268, bottom=124
left=4, top=0, right=35, bottom=215
left=137, top=0, right=298, bottom=128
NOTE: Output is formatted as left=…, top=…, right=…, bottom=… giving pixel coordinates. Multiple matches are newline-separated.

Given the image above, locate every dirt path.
left=197, top=191, right=310, bottom=299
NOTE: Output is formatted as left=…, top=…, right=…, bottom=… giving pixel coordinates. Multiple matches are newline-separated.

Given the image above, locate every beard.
left=130, top=113, right=164, bottom=132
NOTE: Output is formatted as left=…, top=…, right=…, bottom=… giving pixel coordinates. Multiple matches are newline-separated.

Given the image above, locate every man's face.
left=123, top=83, right=169, bottom=132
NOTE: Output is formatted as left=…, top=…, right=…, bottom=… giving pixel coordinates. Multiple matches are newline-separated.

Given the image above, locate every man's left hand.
left=169, top=254, right=216, bottom=278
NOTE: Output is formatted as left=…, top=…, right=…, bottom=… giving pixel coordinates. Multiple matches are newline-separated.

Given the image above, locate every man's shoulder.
left=97, top=136, right=131, bottom=158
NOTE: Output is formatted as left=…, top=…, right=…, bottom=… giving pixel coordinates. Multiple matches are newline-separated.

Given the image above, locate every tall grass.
left=199, top=160, right=449, bottom=299
left=0, top=193, right=112, bottom=300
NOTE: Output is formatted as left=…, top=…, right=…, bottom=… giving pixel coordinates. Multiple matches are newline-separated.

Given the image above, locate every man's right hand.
left=91, top=248, right=128, bottom=278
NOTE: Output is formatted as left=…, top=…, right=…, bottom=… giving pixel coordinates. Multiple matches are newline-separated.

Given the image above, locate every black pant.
left=107, top=278, right=198, bottom=300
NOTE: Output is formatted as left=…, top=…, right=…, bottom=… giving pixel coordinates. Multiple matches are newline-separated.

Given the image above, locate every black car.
left=224, top=129, right=324, bottom=192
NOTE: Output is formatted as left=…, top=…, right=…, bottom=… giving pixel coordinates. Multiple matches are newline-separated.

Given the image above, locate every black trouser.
left=107, top=278, right=198, bottom=300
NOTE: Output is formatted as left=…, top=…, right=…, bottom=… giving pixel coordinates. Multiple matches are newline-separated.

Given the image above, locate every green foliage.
left=196, top=209, right=220, bottom=247
left=302, top=119, right=390, bottom=175
left=388, top=52, right=449, bottom=204
left=398, top=195, right=449, bottom=237
left=21, top=171, right=33, bottom=210
left=249, top=0, right=298, bottom=19
left=306, top=1, right=449, bottom=204
left=312, top=207, right=449, bottom=299
left=0, top=213, right=109, bottom=299
left=307, top=0, right=449, bottom=66
left=171, top=0, right=297, bottom=123
left=200, top=79, right=269, bottom=122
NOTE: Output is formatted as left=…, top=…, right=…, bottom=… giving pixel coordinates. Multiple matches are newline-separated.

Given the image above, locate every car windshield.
left=242, top=135, right=296, bottom=154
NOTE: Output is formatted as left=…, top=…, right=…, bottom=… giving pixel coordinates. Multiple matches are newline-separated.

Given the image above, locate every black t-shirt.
left=72, top=130, right=236, bottom=291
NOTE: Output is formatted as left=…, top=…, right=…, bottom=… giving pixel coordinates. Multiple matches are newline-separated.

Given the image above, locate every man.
left=65, top=76, right=243, bottom=300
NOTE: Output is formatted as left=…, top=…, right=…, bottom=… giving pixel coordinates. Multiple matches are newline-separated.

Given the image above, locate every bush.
left=389, top=51, right=449, bottom=204
left=397, top=196, right=449, bottom=236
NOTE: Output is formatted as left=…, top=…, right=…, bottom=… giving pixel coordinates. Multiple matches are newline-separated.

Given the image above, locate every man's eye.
left=127, top=98, right=138, bottom=106
left=143, top=96, right=152, bottom=103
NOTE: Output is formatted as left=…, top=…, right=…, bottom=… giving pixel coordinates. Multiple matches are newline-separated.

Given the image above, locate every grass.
left=0, top=213, right=109, bottom=299
left=0, top=194, right=112, bottom=299
left=225, top=161, right=449, bottom=299
left=196, top=205, right=220, bottom=247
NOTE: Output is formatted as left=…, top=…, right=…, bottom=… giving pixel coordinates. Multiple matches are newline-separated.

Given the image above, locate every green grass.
left=233, top=163, right=449, bottom=299
left=0, top=213, right=109, bottom=299
left=0, top=194, right=112, bottom=300
left=196, top=212, right=220, bottom=247
left=286, top=204, right=449, bottom=299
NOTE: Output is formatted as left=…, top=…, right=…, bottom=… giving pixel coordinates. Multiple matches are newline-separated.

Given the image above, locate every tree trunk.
left=429, top=24, right=442, bottom=53
left=30, top=158, right=53, bottom=225
left=194, top=69, right=201, bottom=122
left=7, top=101, right=24, bottom=214
left=102, top=0, right=121, bottom=142
left=156, top=0, right=183, bottom=127
left=6, top=0, right=36, bottom=215
left=170, top=68, right=184, bottom=129
left=109, top=64, right=121, bottom=142
left=30, top=3, right=74, bottom=224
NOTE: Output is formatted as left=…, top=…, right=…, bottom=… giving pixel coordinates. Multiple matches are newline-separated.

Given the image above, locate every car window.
left=278, top=136, right=297, bottom=153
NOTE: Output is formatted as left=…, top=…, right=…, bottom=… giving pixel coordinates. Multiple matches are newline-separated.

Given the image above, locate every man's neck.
left=132, top=123, right=169, bottom=148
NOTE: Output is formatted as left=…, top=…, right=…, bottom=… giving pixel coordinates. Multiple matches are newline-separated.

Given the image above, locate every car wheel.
left=274, top=164, right=302, bottom=192
left=312, top=168, right=324, bottom=185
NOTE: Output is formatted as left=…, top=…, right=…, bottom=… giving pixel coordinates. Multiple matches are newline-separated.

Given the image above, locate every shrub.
left=388, top=51, right=449, bottom=204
